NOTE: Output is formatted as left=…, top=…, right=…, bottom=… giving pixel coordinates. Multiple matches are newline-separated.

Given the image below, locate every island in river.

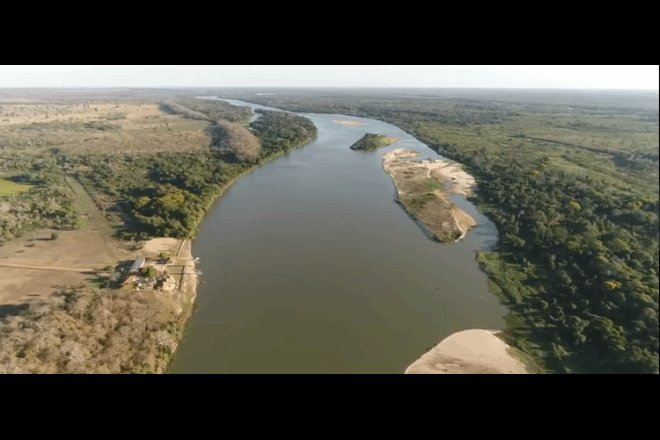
left=383, top=148, right=477, bottom=243
left=350, top=133, right=399, bottom=151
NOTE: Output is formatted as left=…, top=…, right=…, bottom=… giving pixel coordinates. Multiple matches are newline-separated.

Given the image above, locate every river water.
left=169, top=99, right=504, bottom=373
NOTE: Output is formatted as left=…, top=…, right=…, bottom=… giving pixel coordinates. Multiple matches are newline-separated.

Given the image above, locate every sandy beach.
left=333, top=119, right=365, bottom=127
left=405, top=329, right=530, bottom=374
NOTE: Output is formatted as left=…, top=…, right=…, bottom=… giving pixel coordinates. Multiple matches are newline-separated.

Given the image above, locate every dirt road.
left=0, top=262, right=97, bottom=273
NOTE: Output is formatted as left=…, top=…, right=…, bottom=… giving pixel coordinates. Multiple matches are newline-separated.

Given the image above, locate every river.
left=168, top=99, right=505, bottom=373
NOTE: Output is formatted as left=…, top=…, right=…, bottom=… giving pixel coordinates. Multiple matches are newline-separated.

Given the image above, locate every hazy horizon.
left=1, top=86, right=658, bottom=92
left=1, top=66, right=657, bottom=90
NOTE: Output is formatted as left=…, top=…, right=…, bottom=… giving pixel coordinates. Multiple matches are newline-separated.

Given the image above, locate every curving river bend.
left=169, top=99, right=505, bottom=373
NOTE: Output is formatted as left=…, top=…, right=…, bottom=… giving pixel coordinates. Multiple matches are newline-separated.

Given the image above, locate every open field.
left=0, top=226, right=132, bottom=307
left=0, top=267, right=88, bottom=310
left=0, top=102, right=210, bottom=155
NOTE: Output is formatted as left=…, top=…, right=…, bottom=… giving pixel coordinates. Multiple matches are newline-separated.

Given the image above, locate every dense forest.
left=250, top=109, right=317, bottom=155
left=218, top=90, right=659, bottom=373
left=72, top=152, right=251, bottom=239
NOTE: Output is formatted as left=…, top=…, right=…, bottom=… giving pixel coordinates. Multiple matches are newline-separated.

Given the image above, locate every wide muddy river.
left=169, top=99, right=505, bottom=373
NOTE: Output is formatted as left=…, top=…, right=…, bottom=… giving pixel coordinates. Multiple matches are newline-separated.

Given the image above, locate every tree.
left=141, top=265, right=159, bottom=280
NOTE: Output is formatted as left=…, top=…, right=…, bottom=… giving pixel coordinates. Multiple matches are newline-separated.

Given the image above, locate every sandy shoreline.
left=405, top=329, right=530, bottom=374
left=383, top=149, right=477, bottom=243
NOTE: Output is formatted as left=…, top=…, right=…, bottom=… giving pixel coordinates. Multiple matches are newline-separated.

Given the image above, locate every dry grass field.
left=0, top=224, right=135, bottom=307
left=0, top=102, right=211, bottom=155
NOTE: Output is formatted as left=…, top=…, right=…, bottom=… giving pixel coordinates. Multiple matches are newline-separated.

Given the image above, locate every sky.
left=0, top=65, right=657, bottom=90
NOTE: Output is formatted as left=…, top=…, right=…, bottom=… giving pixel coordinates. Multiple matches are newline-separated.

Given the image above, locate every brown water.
left=168, top=99, right=505, bottom=373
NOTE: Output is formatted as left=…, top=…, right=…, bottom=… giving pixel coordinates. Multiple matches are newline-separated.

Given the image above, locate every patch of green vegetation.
left=426, top=179, right=443, bottom=192
left=402, top=193, right=435, bottom=211
left=350, top=133, right=398, bottom=151
left=0, top=176, right=32, bottom=197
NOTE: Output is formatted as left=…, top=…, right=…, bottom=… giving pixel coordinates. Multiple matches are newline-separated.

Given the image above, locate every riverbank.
left=161, top=239, right=198, bottom=372
left=405, top=329, right=531, bottom=374
left=383, top=149, right=477, bottom=243
left=164, top=135, right=317, bottom=371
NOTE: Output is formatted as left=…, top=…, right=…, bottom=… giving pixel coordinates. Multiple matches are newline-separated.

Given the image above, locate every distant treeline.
left=213, top=93, right=515, bottom=126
